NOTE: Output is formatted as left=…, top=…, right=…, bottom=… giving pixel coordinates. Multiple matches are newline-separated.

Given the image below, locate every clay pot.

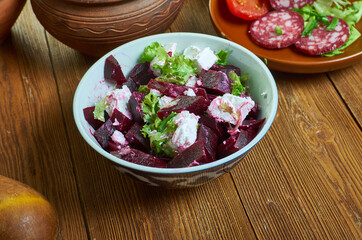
left=30, top=0, right=185, bottom=57
left=0, top=0, right=26, bottom=43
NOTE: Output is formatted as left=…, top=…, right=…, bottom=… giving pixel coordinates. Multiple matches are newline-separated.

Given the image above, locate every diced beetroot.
left=199, top=115, right=228, bottom=142
left=246, top=103, right=260, bottom=120
left=108, top=140, right=122, bottom=151
left=125, top=122, right=150, bottom=153
left=110, top=108, right=133, bottom=133
left=211, top=64, right=241, bottom=76
left=200, top=70, right=232, bottom=95
left=240, top=118, right=265, bottom=131
left=94, top=118, right=115, bottom=149
left=217, top=127, right=258, bottom=159
left=147, top=79, right=207, bottom=99
left=111, top=146, right=166, bottom=168
left=128, top=92, right=146, bottom=123
left=123, top=78, right=138, bottom=93
left=104, top=55, right=127, bottom=87
left=167, top=140, right=208, bottom=168
left=127, top=62, right=155, bottom=87
left=83, top=106, right=104, bottom=130
left=207, top=94, right=218, bottom=102
left=197, top=124, right=218, bottom=162
left=157, top=96, right=209, bottom=119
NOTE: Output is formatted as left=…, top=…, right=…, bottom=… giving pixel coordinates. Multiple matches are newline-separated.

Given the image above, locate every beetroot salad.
left=83, top=42, right=265, bottom=168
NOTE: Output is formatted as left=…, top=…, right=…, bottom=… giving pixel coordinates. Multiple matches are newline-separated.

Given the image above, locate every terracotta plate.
left=209, top=0, right=362, bottom=73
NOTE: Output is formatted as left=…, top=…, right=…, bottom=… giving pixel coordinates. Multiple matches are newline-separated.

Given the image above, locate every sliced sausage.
left=294, top=16, right=350, bottom=55
left=249, top=9, right=304, bottom=49
left=270, top=0, right=316, bottom=10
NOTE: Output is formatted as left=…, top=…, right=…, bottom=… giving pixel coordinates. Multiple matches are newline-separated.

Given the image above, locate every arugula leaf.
left=93, top=96, right=108, bottom=121
left=140, top=42, right=169, bottom=63
left=229, top=71, right=247, bottom=96
left=215, top=49, right=229, bottom=65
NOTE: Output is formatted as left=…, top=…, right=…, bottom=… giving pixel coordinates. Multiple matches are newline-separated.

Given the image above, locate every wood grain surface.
left=0, top=0, right=361, bottom=239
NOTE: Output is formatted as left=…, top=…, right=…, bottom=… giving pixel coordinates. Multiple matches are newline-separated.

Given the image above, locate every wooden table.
left=1, top=1, right=361, bottom=239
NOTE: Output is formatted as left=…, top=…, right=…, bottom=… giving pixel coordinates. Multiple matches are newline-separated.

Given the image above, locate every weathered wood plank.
left=0, top=2, right=89, bottom=239
left=328, top=60, right=362, bottom=125
left=232, top=71, right=361, bottom=239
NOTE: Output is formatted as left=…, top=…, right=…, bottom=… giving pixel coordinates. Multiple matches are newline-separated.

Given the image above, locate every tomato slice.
left=226, top=0, right=270, bottom=21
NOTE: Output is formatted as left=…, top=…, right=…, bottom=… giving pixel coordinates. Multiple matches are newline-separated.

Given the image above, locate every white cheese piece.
left=105, top=85, right=132, bottom=119
left=164, top=43, right=177, bottom=57
left=194, top=47, right=218, bottom=73
left=150, top=56, right=165, bottom=77
left=111, top=130, right=128, bottom=145
left=183, top=46, right=200, bottom=60
left=158, top=95, right=175, bottom=109
left=168, top=111, right=200, bottom=152
left=208, top=93, right=255, bottom=126
left=184, top=88, right=196, bottom=96
left=185, top=75, right=198, bottom=87
left=149, top=88, right=162, bottom=96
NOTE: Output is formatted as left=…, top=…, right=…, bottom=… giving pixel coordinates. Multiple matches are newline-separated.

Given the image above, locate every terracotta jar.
left=30, top=0, right=185, bottom=57
left=0, top=0, right=26, bottom=43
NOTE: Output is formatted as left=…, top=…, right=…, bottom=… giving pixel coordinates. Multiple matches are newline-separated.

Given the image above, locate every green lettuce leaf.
left=93, top=96, right=108, bottom=121
left=229, top=71, right=247, bottom=96
left=141, top=112, right=178, bottom=157
left=155, top=53, right=196, bottom=86
left=313, top=0, right=362, bottom=26
left=215, top=49, right=229, bottom=65
left=140, top=42, right=169, bottom=63
left=142, top=92, right=160, bottom=124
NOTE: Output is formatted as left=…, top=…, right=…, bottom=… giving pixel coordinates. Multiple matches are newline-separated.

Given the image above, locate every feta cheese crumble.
left=208, top=93, right=255, bottom=126
left=111, top=130, right=128, bottom=145
left=194, top=47, right=218, bottom=73
left=105, top=85, right=132, bottom=119
left=168, top=111, right=200, bottom=152
left=184, top=46, right=218, bottom=73
left=158, top=95, right=175, bottom=109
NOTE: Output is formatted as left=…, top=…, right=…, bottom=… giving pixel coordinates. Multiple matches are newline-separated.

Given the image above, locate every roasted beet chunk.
left=147, top=79, right=207, bottom=99
left=125, top=122, right=150, bottom=153
left=199, top=115, right=228, bottom=142
left=211, top=64, right=241, bottom=77
left=110, top=108, right=133, bottom=133
left=217, top=127, right=258, bottom=159
left=167, top=140, right=208, bottom=168
left=94, top=118, right=115, bottom=149
left=104, top=55, right=127, bottom=87
left=127, top=62, right=155, bottom=87
left=128, top=91, right=146, bottom=123
left=197, top=124, right=218, bottom=162
left=157, top=96, right=209, bottom=119
left=240, top=118, right=265, bottom=131
left=111, top=147, right=166, bottom=168
left=200, top=70, right=232, bottom=95
left=83, top=106, right=105, bottom=130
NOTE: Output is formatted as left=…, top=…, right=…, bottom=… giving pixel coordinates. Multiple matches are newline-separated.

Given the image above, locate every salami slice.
left=294, top=16, right=350, bottom=55
left=249, top=9, right=304, bottom=49
left=270, top=0, right=316, bottom=10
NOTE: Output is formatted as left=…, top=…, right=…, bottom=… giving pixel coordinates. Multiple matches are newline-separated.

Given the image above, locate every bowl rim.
left=73, top=32, right=278, bottom=175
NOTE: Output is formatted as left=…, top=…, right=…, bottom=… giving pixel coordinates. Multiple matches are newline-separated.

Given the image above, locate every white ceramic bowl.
left=73, top=32, right=278, bottom=188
